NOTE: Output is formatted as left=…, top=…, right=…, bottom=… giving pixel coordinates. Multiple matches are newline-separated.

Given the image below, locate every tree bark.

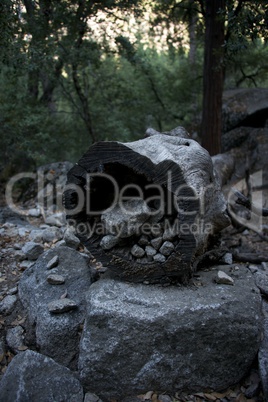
left=201, top=0, right=226, bottom=156
left=63, top=130, right=230, bottom=283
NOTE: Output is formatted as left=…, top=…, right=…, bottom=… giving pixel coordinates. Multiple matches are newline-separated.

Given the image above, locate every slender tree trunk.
left=201, top=0, right=226, bottom=156
left=189, top=0, right=197, bottom=66
left=188, top=1, right=198, bottom=123
left=72, top=63, right=96, bottom=143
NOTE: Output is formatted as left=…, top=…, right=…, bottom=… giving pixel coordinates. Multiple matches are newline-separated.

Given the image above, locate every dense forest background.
left=0, top=0, right=267, bottom=177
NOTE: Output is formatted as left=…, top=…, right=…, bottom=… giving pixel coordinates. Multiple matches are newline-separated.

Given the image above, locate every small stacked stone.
left=99, top=199, right=179, bottom=264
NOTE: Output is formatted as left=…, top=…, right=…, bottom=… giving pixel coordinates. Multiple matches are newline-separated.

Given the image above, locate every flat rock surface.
left=19, top=246, right=92, bottom=368
left=258, top=299, right=268, bottom=400
left=0, top=349, right=84, bottom=402
left=79, top=265, right=261, bottom=400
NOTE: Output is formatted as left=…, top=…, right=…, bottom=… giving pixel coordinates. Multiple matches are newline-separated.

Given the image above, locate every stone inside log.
left=63, top=127, right=230, bottom=283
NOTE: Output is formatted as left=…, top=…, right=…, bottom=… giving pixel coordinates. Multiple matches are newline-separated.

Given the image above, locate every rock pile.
left=99, top=199, right=179, bottom=265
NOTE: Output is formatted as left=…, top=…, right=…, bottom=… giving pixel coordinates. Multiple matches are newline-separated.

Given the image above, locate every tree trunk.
left=72, top=63, right=96, bottom=143
left=188, top=0, right=198, bottom=66
left=63, top=129, right=230, bottom=284
left=201, top=0, right=226, bottom=156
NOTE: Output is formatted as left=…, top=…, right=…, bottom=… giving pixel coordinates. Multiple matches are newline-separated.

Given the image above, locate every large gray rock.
left=258, top=299, right=268, bottom=401
left=79, top=266, right=261, bottom=400
left=222, top=88, right=268, bottom=132
left=0, top=350, right=84, bottom=402
left=19, top=246, right=92, bottom=368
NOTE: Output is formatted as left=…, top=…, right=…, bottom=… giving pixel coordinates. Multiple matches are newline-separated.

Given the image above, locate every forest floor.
left=0, top=190, right=267, bottom=402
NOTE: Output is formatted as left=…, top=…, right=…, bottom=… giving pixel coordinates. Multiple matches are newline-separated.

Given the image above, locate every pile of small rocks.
left=99, top=199, right=179, bottom=264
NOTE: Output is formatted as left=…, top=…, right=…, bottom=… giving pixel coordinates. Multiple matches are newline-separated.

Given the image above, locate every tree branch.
left=233, top=189, right=268, bottom=217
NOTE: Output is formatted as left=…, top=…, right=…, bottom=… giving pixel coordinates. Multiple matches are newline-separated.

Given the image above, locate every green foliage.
left=225, top=39, right=268, bottom=88
left=0, top=0, right=267, bottom=178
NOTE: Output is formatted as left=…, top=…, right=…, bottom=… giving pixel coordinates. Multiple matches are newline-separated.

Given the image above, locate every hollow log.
left=63, top=128, right=230, bottom=283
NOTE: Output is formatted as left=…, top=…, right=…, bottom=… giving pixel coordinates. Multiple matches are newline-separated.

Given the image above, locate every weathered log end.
left=63, top=128, right=230, bottom=283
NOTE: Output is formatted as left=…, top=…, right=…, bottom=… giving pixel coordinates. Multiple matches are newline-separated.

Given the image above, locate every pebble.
left=54, top=240, right=66, bottom=248
left=18, top=227, right=30, bottom=237
left=45, top=213, right=66, bottom=227
left=20, top=260, right=35, bottom=270
left=47, top=274, right=65, bottom=285
left=13, top=243, right=22, bottom=250
left=215, top=270, right=234, bottom=285
left=6, top=326, right=25, bottom=353
left=145, top=245, right=157, bottom=257
left=3, top=222, right=15, bottom=228
left=28, top=208, right=41, bottom=217
left=14, top=250, right=26, bottom=262
left=153, top=253, right=166, bottom=263
left=8, top=286, right=18, bottom=295
left=42, top=227, right=62, bottom=243
left=29, top=229, right=44, bottom=242
left=63, top=228, right=80, bottom=249
left=0, top=295, right=17, bottom=314
left=46, top=255, right=59, bottom=270
left=262, top=262, right=268, bottom=271
left=40, top=224, right=50, bottom=229
left=100, top=235, right=119, bottom=250
left=248, top=265, right=259, bottom=274
left=221, top=252, right=233, bottom=265
left=159, top=241, right=174, bottom=256
left=48, top=298, right=78, bottom=314
left=22, top=242, right=44, bottom=260
left=151, top=237, right=163, bottom=250
left=84, top=392, right=103, bottom=402
left=138, top=235, right=150, bottom=246
left=131, top=244, right=145, bottom=258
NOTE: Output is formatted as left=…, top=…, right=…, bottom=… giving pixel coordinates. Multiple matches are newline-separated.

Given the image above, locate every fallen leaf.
left=143, top=391, right=154, bottom=400
left=0, top=277, right=7, bottom=282
left=151, top=393, right=158, bottom=402
left=235, top=393, right=247, bottom=402
left=204, top=393, right=217, bottom=401
left=11, top=317, right=26, bottom=326
left=60, top=289, right=68, bottom=299
left=210, top=391, right=229, bottom=399
left=17, top=345, right=28, bottom=351
left=193, top=281, right=203, bottom=287
left=194, top=393, right=204, bottom=398
left=229, top=391, right=238, bottom=398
